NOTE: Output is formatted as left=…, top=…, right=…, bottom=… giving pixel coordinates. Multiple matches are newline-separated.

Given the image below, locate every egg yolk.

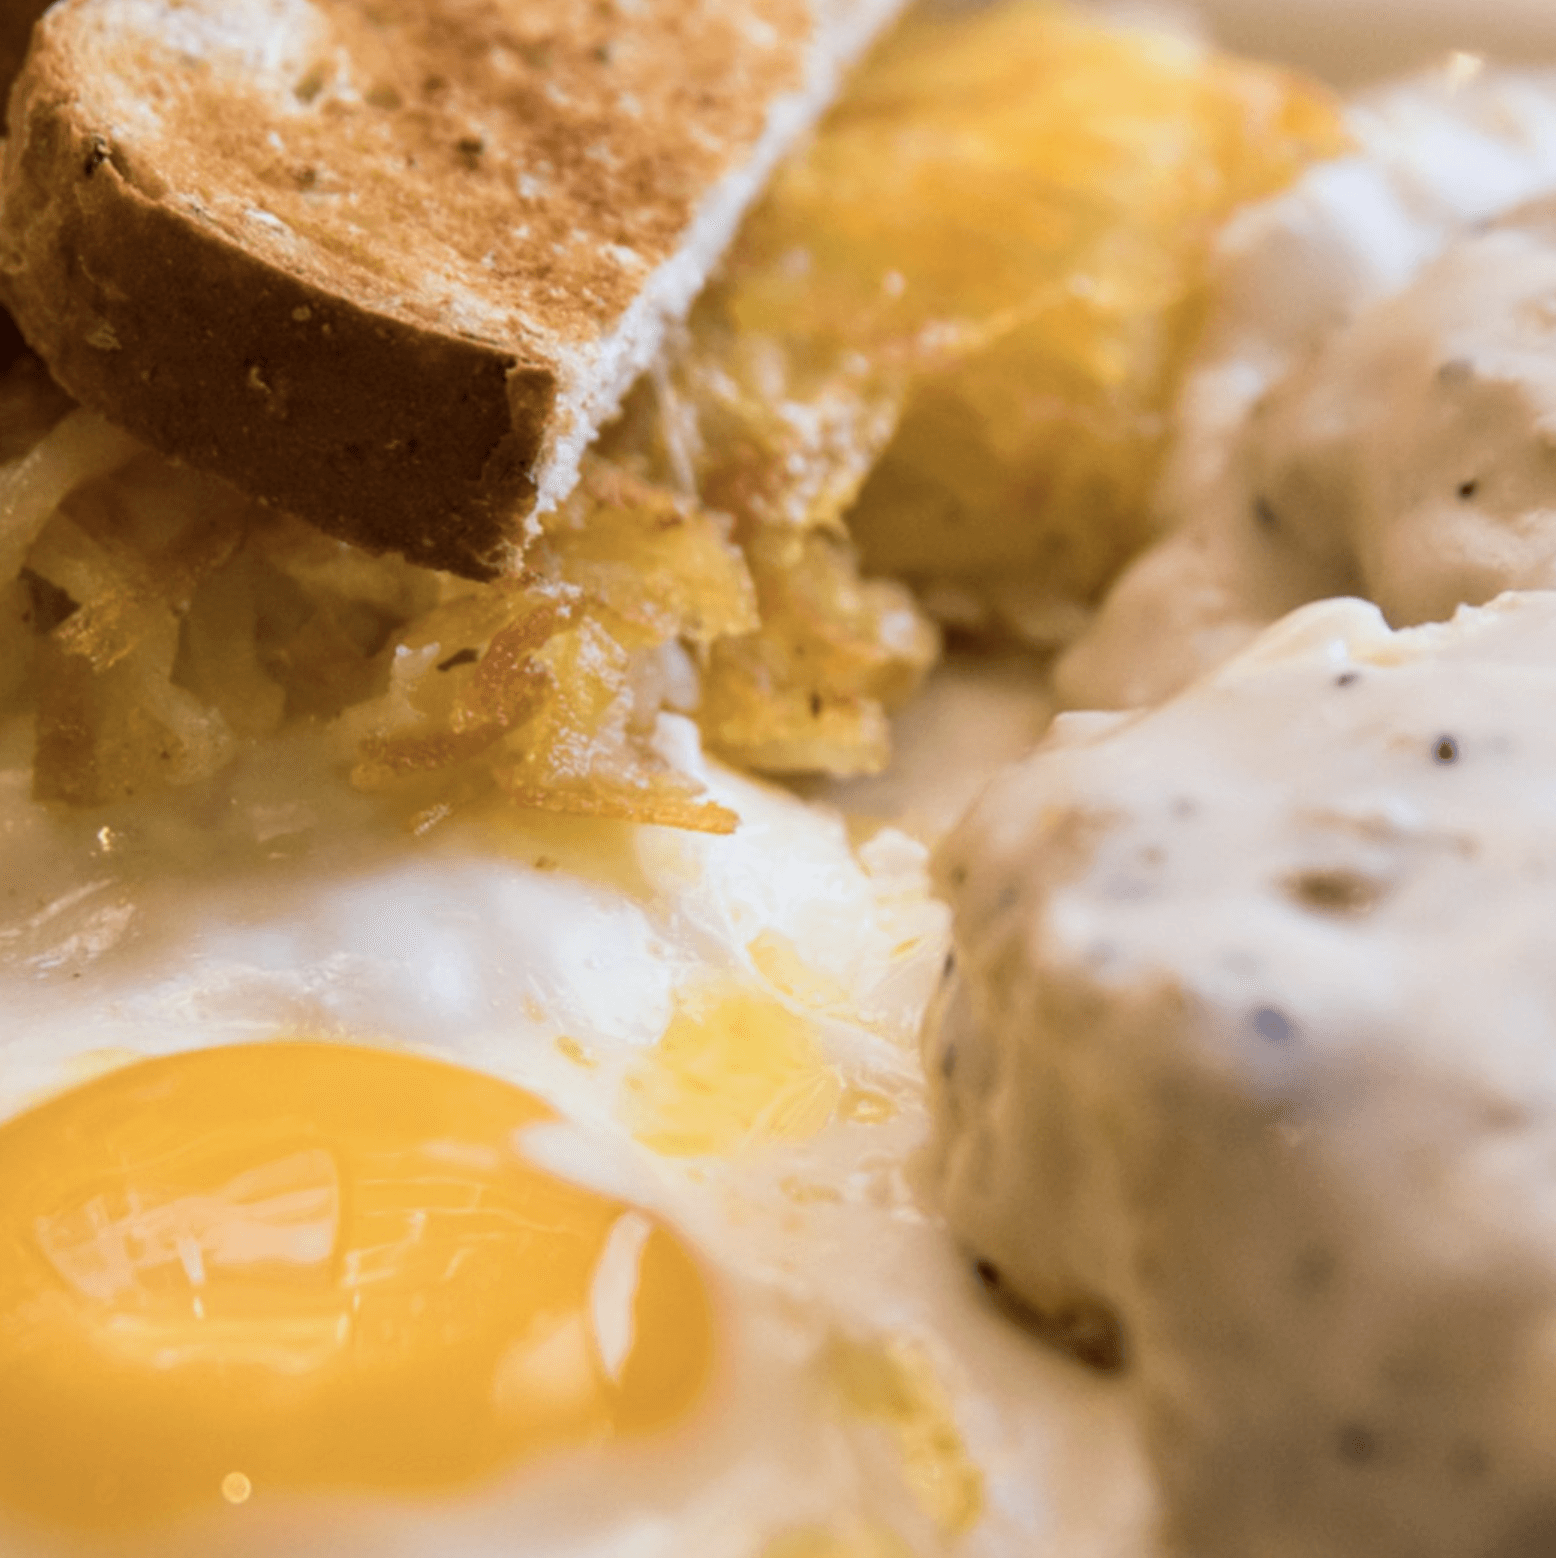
left=0, top=1042, right=714, bottom=1531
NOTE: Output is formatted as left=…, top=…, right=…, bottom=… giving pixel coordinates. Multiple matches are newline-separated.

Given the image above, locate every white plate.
left=1085, top=0, right=1556, bottom=84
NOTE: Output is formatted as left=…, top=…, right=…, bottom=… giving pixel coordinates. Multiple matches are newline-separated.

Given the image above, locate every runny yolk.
left=0, top=1042, right=714, bottom=1531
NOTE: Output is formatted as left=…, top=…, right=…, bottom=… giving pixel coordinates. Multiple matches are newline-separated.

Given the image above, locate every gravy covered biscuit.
left=928, top=590, right=1556, bottom=1558
left=1057, top=66, right=1556, bottom=709
left=0, top=0, right=902, bottom=577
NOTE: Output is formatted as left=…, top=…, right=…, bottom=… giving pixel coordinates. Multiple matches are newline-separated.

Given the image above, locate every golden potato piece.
left=709, top=1, right=1347, bottom=637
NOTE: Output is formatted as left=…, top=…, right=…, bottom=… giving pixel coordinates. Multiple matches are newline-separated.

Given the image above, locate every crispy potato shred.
left=699, top=0, right=1348, bottom=645
left=0, top=3, right=1344, bottom=828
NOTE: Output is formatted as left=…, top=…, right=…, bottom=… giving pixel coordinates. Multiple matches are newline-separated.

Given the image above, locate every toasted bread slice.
left=0, top=0, right=901, bottom=577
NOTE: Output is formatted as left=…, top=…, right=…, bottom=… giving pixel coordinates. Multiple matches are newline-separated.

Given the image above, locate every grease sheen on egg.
left=0, top=1042, right=714, bottom=1531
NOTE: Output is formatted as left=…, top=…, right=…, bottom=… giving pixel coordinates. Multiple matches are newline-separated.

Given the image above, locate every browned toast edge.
left=1, top=57, right=555, bottom=577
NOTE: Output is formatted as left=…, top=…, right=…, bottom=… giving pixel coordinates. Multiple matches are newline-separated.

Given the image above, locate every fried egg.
left=10, top=5, right=1553, bottom=1557
left=0, top=710, right=1148, bottom=1558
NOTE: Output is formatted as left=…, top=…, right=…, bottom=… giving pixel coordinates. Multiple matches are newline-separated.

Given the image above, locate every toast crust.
left=3, top=95, right=548, bottom=573
left=0, top=0, right=896, bottom=576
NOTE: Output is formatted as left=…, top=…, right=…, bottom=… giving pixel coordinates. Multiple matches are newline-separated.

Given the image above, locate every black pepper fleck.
left=1434, top=735, right=1460, bottom=765
left=808, top=692, right=823, bottom=718
left=1253, top=495, right=1279, bottom=530
left=1457, top=478, right=1480, bottom=501
left=1251, top=1006, right=1295, bottom=1044
left=1284, top=867, right=1382, bottom=916
left=1335, top=671, right=1360, bottom=688
left=437, top=647, right=479, bottom=672
left=1337, top=1423, right=1378, bottom=1464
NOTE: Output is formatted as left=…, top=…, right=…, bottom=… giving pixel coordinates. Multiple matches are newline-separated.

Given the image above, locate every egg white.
left=0, top=707, right=1147, bottom=1558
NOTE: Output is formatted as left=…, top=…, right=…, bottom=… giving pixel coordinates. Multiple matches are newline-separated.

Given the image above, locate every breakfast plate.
left=2, top=1, right=1556, bottom=1556
left=1176, top=0, right=1556, bottom=85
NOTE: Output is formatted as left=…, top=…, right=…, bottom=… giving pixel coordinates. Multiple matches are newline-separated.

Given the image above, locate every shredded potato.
left=0, top=409, right=141, bottom=587
left=2, top=409, right=747, bottom=828
left=690, top=1, right=1348, bottom=644
left=699, top=525, right=938, bottom=776
left=540, top=460, right=759, bottom=649
left=0, top=3, right=1346, bottom=824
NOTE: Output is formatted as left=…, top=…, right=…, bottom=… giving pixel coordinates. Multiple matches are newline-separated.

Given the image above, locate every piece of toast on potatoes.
left=0, top=0, right=900, bottom=577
